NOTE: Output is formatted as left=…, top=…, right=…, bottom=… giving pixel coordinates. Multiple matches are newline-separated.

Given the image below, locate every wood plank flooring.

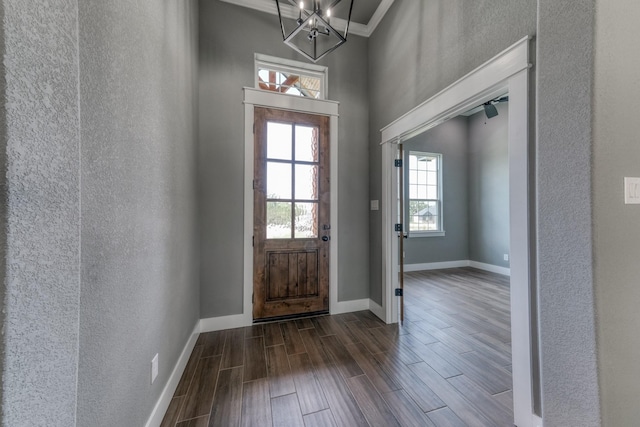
left=161, top=267, right=513, bottom=427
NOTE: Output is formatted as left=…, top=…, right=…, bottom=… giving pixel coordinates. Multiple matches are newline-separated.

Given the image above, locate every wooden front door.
left=253, top=107, right=330, bottom=321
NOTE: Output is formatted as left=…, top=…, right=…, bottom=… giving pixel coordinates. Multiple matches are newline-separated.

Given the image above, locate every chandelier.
left=274, top=0, right=355, bottom=63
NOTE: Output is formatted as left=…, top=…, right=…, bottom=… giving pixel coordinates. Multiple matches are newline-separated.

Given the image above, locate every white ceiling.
left=219, top=0, right=395, bottom=37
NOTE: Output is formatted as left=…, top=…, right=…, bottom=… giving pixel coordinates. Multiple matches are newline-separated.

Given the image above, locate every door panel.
left=253, top=107, right=330, bottom=321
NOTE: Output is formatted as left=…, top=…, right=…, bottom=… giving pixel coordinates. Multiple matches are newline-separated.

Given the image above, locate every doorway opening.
left=380, top=37, right=536, bottom=427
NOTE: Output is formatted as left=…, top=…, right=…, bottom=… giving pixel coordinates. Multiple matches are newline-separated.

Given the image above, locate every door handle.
left=322, top=235, right=330, bottom=242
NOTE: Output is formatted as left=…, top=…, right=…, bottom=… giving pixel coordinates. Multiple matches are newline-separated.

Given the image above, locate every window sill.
left=409, top=231, right=446, bottom=238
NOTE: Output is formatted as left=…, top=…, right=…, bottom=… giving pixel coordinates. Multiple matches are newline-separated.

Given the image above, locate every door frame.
left=243, top=88, right=339, bottom=324
left=380, top=37, right=536, bottom=427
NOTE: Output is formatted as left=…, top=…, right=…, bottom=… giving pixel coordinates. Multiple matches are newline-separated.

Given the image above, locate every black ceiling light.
left=483, top=96, right=509, bottom=119
left=275, top=0, right=355, bottom=63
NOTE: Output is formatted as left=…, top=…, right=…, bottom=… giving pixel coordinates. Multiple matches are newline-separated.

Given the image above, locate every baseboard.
left=145, top=321, right=200, bottom=427
left=404, top=260, right=470, bottom=272
left=368, top=300, right=385, bottom=321
left=200, top=313, right=251, bottom=333
left=532, top=414, right=543, bottom=427
left=330, top=298, right=370, bottom=315
left=469, top=260, right=511, bottom=276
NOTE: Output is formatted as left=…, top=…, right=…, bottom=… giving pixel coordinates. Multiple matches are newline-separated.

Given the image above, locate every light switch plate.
left=370, top=200, right=379, bottom=211
left=624, top=177, right=640, bottom=204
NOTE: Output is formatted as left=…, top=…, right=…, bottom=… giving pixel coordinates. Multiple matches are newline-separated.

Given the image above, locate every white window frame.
left=254, top=53, right=328, bottom=100
left=406, top=151, right=444, bottom=237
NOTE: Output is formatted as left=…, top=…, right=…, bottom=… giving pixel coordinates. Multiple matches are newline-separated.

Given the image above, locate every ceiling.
left=219, top=0, right=395, bottom=37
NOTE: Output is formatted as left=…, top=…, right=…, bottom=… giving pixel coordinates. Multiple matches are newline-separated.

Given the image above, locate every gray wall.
left=593, top=0, right=640, bottom=424
left=198, top=0, right=370, bottom=318
left=402, top=117, right=469, bottom=265
left=1, top=2, right=82, bottom=425
left=76, top=1, right=199, bottom=426
left=537, top=1, right=601, bottom=425
left=368, top=0, right=537, bottom=305
left=468, top=103, right=510, bottom=268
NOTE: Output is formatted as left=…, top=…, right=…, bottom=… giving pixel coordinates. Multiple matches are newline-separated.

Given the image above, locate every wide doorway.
left=253, top=107, right=331, bottom=321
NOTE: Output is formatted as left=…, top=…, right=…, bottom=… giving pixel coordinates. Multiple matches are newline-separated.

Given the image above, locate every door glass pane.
left=267, top=202, right=292, bottom=239
left=267, top=162, right=292, bottom=199
left=295, top=164, right=318, bottom=200
left=267, top=122, right=292, bottom=160
left=295, top=125, right=318, bottom=162
left=294, top=203, right=318, bottom=238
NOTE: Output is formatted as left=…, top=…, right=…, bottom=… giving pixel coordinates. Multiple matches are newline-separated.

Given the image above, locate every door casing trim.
left=379, top=36, right=537, bottom=427
left=243, top=88, right=340, bottom=326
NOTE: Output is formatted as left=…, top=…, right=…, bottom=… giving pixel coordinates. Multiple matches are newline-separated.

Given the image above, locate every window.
left=255, top=53, right=327, bottom=99
left=407, top=151, right=443, bottom=235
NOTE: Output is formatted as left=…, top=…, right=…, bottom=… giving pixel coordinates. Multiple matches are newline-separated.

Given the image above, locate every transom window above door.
left=255, top=53, right=327, bottom=100
left=266, top=121, right=321, bottom=239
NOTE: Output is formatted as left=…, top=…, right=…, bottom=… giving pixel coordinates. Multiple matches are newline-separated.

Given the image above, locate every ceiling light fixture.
left=275, top=0, right=355, bottom=63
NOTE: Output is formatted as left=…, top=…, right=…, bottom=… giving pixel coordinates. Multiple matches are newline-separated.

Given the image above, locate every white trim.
left=200, top=314, right=250, bottom=333
left=243, top=87, right=339, bottom=324
left=380, top=36, right=535, bottom=427
left=254, top=53, right=328, bottom=99
left=330, top=298, right=370, bottom=315
left=403, top=260, right=511, bottom=276
left=533, top=415, right=543, bottom=427
left=469, top=261, right=511, bottom=277
left=381, top=37, right=532, bottom=145
left=368, top=300, right=385, bottom=321
left=219, top=0, right=394, bottom=38
left=404, top=260, right=470, bottom=272
left=144, top=321, right=200, bottom=427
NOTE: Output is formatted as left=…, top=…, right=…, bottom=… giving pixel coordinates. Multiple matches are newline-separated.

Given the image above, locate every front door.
left=253, top=107, right=330, bottom=321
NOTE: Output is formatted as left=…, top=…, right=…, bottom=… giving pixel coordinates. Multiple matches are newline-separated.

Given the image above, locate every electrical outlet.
left=504, top=254, right=509, bottom=261
left=624, top=177, right=640, bottom=204
left=370, top=200, right=379, bottom=211
left=151, top=353, right=159, bottom=384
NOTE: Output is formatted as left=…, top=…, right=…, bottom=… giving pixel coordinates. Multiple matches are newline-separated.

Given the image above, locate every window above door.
left=255, top=53, right=328, bottom=100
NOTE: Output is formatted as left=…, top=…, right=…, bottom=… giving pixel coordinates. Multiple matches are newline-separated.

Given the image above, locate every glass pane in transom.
left=267, top=122, right=292, bottom=160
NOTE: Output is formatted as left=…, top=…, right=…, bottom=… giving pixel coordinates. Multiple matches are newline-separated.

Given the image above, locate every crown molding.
left=219, top=0, right=394, bottom=38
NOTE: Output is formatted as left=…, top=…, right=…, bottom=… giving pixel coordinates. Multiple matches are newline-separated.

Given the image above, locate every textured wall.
left=536, top=1, right=601, bottom=425
left=1, top=1, right=81, bottom=426
left=198, top=0, right=370, bottom=318
left=76, top=1, right=199, bottom=426
left=468, top=103, right=510, bottom=268
left=368, top=0, right=537, bottom=304
left=402, top=117, right=469, bottom=265
left=593, top=0, right=640, bottom=424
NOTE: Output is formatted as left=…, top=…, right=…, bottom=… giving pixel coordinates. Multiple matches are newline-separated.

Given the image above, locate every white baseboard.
left=404, top=260, right=470, bottom=272
left=145, top=321, right=200, bottom=427
left=368, top=300, right=385, bottom=321
left=532, top=414, right=543, bottom=427
left=404, top=259, right=511, bottom=277
left=469, top=260, right=511, bottom=276
left=200, top=313, right=251, bottom=333
left=330, top=298, right=370, bottom=315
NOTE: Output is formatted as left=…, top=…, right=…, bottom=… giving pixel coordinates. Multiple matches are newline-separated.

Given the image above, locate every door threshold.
left=253, top=310, right=329, bottom=324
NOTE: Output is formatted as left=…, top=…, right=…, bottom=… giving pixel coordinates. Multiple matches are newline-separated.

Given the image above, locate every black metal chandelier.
left=275, top=0, right=355, bottom=63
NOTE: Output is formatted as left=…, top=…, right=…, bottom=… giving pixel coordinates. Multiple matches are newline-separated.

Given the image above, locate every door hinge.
left=395, top=288, right=403, bottom=297
left=252, top=179, right=256, bottom=190
left=252, top=293, right=254, bottom=303
left=395, top=223, right=403, bottom=232
left=252, top=236, right=254, bottom=247
left=394, top=159, right=403, bottom=167
left=253, top=122, right=256, bottom=134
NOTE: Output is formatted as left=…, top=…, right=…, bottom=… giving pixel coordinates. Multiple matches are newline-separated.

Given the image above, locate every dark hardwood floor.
left=161, top=267, right=513, bottom=427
